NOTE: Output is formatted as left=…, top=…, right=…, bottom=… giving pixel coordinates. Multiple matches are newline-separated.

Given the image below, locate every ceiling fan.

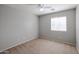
left=38, top=4, right=55, bottom=11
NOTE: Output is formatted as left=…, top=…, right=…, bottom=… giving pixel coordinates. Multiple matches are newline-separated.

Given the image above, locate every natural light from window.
left=51, top=16, right=67, bottom=31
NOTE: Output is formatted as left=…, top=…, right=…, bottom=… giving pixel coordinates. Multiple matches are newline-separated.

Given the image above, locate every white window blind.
left=51, top=16, right=67, bottom=31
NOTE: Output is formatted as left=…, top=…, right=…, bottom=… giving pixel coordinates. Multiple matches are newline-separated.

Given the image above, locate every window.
left=51, top=16, right=67, bottom=31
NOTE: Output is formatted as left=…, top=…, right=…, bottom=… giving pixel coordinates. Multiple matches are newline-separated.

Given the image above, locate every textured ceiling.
left=6, top=4, right=77, bottom=15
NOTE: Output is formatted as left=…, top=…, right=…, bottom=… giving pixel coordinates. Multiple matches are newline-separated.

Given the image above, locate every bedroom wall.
left=76, top=5, right=79, bottom=52
left=39, top=9, right=76, bottom=46
left=0, top=5, right=39, bottom=52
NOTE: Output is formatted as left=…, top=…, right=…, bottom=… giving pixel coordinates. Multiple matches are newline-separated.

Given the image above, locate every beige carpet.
left=7, top=39, right=78, bottom=54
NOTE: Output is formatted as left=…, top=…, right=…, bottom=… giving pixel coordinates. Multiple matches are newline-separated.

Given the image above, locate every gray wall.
left=39, top=9, right=76, bottom=45
left=76, top=5, right=79, bottom=52
left=0, top=5, right=39, bottom=52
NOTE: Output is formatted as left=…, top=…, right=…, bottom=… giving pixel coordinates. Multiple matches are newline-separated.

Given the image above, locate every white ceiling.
left=6, top=4, right=77, bottom=16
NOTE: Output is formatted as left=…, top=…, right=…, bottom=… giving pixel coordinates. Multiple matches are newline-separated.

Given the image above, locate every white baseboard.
left=0, top=37, right=37, bottom=52
left=63, top=41, right=76, bottom=46
left=40, top=37, right=75, bottom=46
left=43, top=38, right=75, bottom=46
